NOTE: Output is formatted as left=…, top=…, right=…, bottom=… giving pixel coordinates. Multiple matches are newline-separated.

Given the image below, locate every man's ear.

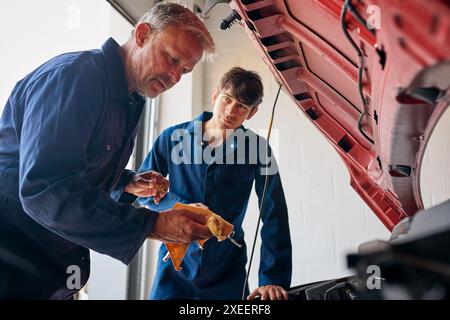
left=211, top=87, right=219, bottom=105
left=134, top=23, right=152, bottom=47
left=247, top=106, right=259, bottom=120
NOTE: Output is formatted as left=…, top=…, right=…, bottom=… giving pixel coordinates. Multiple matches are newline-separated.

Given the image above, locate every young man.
left=0, top=3, right=214, bottom=299
left=139, top=67, right=292, bottom=300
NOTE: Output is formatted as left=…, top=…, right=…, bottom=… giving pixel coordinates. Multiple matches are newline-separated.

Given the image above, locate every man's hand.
left=149, top=208, right=212, bottom=243
left=124, top=171, right=169, bottom=203
left=247, top=285, right=289, bottom=300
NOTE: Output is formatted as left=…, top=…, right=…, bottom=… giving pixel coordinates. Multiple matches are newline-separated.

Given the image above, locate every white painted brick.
left=277, top=145, right=301, bottom=176
left=334, top=229, right=390, bottom=265
left=303, top=200, right=336, bottom=229
left=243, top=50, right=272, bottom=74
left=210, top=28, right=254, bottom=54
left=336, top=199, right=366, bottom=229
left=431, top=194, right=450, bottom=207
left=291, top=261, right=307, bottom=285
left=204, top=49, right=247, bottom=81
left=304, top=262, right=353, bottom=283
left=282, top=185, right=303, bottom=213
left=303, top=198, right=366, bottom=229
left=293, top=228, right=335, bottom=263
left=333, top=170, right=360, bottom=200
left=295, top=171, right=334, bottom=200
left=298, top=146, right=304, bottom=172
left=201, top=80, right=216, bottom=111
left=287, top=200, right=302, bottom=231
left=241, top=220, right=264, bottom=291
left=364, top=206, right=391, bottom=234
left=300, top=135, right=346, bottom=171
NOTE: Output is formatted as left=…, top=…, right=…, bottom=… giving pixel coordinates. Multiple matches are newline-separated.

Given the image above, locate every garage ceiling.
left=106, top=0, right=158, bottom=25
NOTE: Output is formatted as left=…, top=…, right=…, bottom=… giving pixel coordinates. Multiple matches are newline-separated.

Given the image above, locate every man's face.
left=132, top=24, right=203, bottom=98
left=211, top=87, right=258, bottom=130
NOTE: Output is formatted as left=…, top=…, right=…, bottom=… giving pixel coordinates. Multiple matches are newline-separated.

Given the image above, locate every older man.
left=0, top=3, right=214, bottom=299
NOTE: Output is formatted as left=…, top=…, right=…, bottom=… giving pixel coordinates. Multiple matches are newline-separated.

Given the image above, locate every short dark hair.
left=218, top=67, right=263, bottom=107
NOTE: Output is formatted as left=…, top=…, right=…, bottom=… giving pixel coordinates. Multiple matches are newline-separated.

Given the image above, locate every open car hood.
left=209, top=0, right=450, bottom=230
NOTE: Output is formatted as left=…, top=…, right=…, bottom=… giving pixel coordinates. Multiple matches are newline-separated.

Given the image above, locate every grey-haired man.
left=0, top=2, right=214, bottom=299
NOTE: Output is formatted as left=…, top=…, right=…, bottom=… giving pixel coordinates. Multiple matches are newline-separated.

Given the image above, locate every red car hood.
left=209, top=0, right=450, bottom=230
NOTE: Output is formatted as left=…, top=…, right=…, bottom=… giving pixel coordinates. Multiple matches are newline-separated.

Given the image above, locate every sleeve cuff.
left=118, top=191, right=138, bottom=204
left=120, top=207, right=159, bottom=265
left=111, top=170, right=137, bottom=203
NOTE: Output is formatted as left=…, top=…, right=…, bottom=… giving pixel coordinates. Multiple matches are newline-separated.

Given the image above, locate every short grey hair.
left=136, top=1, right=215, bottom=60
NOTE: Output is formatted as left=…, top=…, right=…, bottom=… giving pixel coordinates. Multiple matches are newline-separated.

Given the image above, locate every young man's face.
left=211, top=87, right=258, bottom=130
left=132, top=24, right=203, bottom=98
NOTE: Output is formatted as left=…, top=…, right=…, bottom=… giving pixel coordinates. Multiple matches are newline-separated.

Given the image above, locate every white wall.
left=0, top=0, right=133, bottom=300
left=1, top=0, right=108, bottom=110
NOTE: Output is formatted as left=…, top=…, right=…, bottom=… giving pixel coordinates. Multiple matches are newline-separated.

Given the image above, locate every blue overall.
left=0, top=38, right=156, bottom=299
left=138, top=112, right=292, bottom=299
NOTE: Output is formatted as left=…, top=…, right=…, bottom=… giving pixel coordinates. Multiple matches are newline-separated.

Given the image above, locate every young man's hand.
left=124, top=171, right=169, bottom=203
left=149, top=209, right=212, bottom=243
left=247, top=285, right=289, bottom=300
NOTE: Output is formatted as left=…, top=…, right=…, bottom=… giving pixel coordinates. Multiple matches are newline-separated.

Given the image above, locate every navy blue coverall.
left=138, top=112, right=292, bottom=300
left=0, top=38, right=156, bottom=299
